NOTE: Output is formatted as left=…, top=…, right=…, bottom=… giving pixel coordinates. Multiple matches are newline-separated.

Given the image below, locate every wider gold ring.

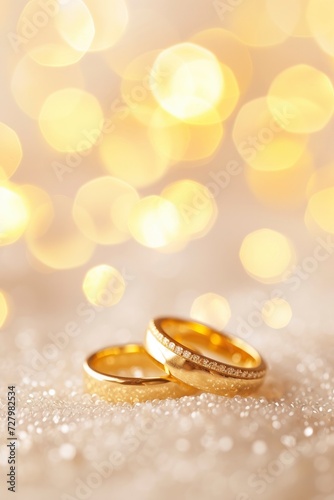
left=83, top=343, right=197, bottom=403
left=145, top=317, right=267, bottom=396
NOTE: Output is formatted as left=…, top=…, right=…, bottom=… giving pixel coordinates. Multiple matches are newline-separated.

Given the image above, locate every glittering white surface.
left=1, top=311, right=334, bottom=500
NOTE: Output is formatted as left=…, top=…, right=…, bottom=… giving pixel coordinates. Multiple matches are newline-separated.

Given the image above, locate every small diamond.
left=163, top=337, right=169, bottom=346
left=158, top=333, right=163, bottom=342
left=168, top=342, right=175, bottom=351
left=174, top=346, right=183, bottom=355
left=208, top=362, right=217, bottom=370
left=218, top=364, right=226, bottom=373
left=201, top=358, right=209, bottom=366
left=191, top=354, right=200, bottom=362
left=227, top=367, right=234, bottom=375
left=183, top=350, right=191, bottom=359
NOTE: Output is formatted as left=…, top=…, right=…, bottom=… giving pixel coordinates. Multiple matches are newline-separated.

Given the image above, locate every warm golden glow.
left=191, top=293, right=231, bottom=330
left=82, top=264, right=126, bottom=307
left=162, top=180, right=217, bottom=240
left=261, top=298, right=292, bottom=329
left=128, top=196, right=182, bottom=248
left=73, top=176, right=139, bottom=245
left=239, top=229, right=295, bottom=283
left=39, top=88, right=104, bottom=153
left=84, top=0, right=128, bottom=51
left=211, top=63, right=239, bottom=124
left=223, top=0, right=289, bottom=47
left=0, top=184, right=29, bottom=246
left=25, top=195, right=95, bottom=269
left=147, top=108, right=190, bottom=164
left=99, top=111, right=170, bottom=188
left=190, top=28, right=253, bottom=93
left=120, top=50, right=163, bottom=126
left=307, top=188, right=334, bottom=234
left=151, top=43, right=224, bottom=120
left=11, top=55, right=85, bottom=119
left=268, top=65, right=334, bottom=133
left=176, top=63, right=240, bottom=126
left=246, top=151, right=314, bottom=208
left=149, top=107, right=223, bottom=163
left=0, top=290, right=9, bottom=329
left=233, top=97, right=307, bottom=171
left=17, top=0, right=95, bottom=67
left=267, top=0, right=311, bottom=37
left=0, top=123, right=22, bottom=179
left=307, top=0, right=334, bottom=56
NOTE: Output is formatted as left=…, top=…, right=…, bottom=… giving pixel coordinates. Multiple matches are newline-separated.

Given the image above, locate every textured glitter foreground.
left=1, top=327, right=333, bottom=500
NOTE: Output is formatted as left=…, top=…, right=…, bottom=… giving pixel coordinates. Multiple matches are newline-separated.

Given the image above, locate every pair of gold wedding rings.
left=83, top=317, right=267, bottom=403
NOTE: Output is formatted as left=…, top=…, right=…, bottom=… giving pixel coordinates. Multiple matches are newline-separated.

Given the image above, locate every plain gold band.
left=144, top=317, right=267, bottom=396
left=83, top=344, right=197, bottom=403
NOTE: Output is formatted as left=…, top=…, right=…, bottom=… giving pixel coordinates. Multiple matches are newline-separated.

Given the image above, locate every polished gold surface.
left=145, top=318, right=267, bottom=396
left=83, top=344, right=197, bottom=403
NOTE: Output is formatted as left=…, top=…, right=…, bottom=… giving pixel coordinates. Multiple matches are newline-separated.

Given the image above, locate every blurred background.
left=1, top=0, right=334, bottom=352
left=1, top=1, right=334, bottom=499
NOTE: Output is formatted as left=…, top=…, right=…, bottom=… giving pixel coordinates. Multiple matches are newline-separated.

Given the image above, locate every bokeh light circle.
left=73, top=176, right=139, bottom=245
left=120, top=50, right=164, bottom=126
left=84, top=0, right=128, bottom=52
left=150, top=43, right=224, bottom=120
left=222, top=0, right=290, bottom=47
left=39, top=88, right=104, bottom=153
left=149, top=107, right=224, bottom=164
left=162, top=180, right=217, bottom=240
left=16, top=0, right=95, bottom=67
left=128, top=196, right=182, bottom=249
left=11, top=55, right=85, bottom=119
left=239, top=229, right=295, bottom=283
left=26, top=195, right=95, bottom=269
left=268, top=65, right=334, bottom=134
left=267, top=0, right=311, bottom=38
left=82, top=265, right=126, bottom=307
left=261, top=298, right=292, bottom=329
left=191, top=293, right=231, bottom=330
left=190, top=28, right=253, bottom=93
left=233, top=97, right=307, bottom=171
left=0, top=123, right=22, bottom=180
left=307, top=0, right=334, bottom=57
left=0, top=183, right=29, bottom=246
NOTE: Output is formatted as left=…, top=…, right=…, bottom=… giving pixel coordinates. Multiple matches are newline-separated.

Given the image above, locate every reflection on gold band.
left=145, top=318, right=267, bottom=397
left=83, top=344, right=197, bottom=403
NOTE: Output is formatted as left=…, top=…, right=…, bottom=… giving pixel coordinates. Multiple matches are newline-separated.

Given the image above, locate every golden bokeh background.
left=2, top=3, right=334, bottom=500
left=1, top=0, right=334, bottom=347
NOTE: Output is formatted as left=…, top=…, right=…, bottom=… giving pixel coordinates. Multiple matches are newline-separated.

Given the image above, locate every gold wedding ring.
left=144, top=317, right=267, bottom=397
left=83, top=344, right=197, bottom=403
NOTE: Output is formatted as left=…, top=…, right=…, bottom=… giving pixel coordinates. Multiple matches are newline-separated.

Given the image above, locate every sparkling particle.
left=304, top=427, right=314, bottom=437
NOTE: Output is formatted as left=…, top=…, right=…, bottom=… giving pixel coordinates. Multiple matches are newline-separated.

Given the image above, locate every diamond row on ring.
left=148, top=321, right=266, bottom=380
